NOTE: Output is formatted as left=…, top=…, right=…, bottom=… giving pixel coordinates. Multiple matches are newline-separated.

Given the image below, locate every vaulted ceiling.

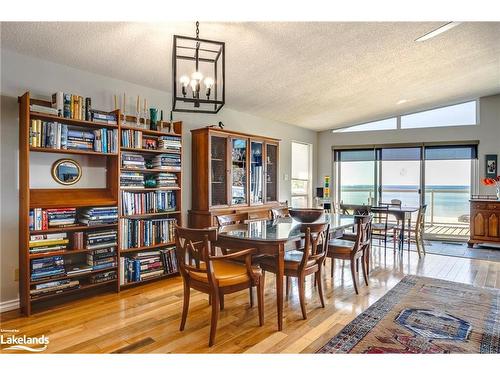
left=2, top=22, right=499, bottom=131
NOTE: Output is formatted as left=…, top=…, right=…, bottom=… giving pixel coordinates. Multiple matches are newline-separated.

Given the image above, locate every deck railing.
left=340, top=187, right=470, bottom=226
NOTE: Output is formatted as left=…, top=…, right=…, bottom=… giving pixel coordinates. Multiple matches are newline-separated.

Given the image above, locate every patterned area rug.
left=317, top=275, right=500, bottom=353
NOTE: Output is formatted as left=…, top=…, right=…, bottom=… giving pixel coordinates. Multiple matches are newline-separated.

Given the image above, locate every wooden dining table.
left=370, top=206, right=420, bottom=251
left=217, top=214, right=355, bottom=331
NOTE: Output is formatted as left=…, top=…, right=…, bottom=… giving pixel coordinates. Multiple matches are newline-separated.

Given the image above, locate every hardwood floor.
left=1, top=245, right=500, bottom=353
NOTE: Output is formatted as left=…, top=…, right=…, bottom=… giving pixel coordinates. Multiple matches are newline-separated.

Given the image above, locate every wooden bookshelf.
left=18, top=91, right=182, bottom=315
left=118, top=114, right=182, bottom=290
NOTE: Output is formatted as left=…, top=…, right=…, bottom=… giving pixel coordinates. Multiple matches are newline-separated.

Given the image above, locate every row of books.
left=121, top=129, right=143, bottom=149
left=86, top=247, right=117, bottom=271
left=120, top=218, right=177, bottom=249
left=153, top=154, right=181, bottom=170
left=79, top=207, right=118, bottom=226
left=29, top=232, right=69, bottom=254
left=120, top=171, right=144, bottom=188
left=30, top=208, right=77, bottom=230
left=28, top=120, right=118, bottom=153
left=51, top=92, right=91, bottom=120
left=158, top=136, right=182, bottom=152
left=31, top=256, right=65, bottom=281
left=119, top=247, right=178, bottom=285
left=86, top=229, right=117, bottom=250
left=156, top=172, right=178, bottom=188
left=28, top=231, right=117, bottom=256
left=121, top=191, right=177, bottom=216
left=29, top=207, right=118, bottom=231
left=30, top=279, right=80, bottom=299
left=122, top=152, right=145, bottom=169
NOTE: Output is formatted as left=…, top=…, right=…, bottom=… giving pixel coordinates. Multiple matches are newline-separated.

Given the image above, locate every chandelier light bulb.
left=204, top=77, right=214, bottom=98
left=179, top=75, right=190, bottom=97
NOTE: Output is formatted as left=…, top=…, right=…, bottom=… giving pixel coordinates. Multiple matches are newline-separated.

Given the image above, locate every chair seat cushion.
left=259, top=251, right=316, bottom=270
left=328, top=238, right=355, bottom=249
left=190, top=260, right=260, bottom=287
left=372, top=222, right=396, bottom=231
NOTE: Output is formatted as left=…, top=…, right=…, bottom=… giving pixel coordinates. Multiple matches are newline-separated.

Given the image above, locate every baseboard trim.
left=0, top=298, right=20, bottom=313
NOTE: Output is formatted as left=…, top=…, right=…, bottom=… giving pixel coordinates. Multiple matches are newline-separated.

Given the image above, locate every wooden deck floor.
left=1, top=246, right=499, bottom=354
left=425, top=224, right=470, bottom=238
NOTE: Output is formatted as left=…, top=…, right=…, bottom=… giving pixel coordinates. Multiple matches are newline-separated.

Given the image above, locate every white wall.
left=316, top=94, right=500, bottom=195
left=0, top=49, right=318, bottom=303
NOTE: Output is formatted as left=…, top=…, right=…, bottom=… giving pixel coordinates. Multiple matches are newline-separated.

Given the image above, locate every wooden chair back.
left=371, top=205, right=389, bottom=228
left=340, top=203, right=371, bottom=215
left=175, top=226, right=218, bottom=285
left=298, top=223, right=330, bottom=268
left=416, top=204, right=427, bottom=232
left=353, top=215, right=372, bottom=255
left=215, top=212, right=249, bottom=227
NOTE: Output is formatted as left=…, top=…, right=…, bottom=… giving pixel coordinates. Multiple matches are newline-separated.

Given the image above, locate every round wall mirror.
left=51, top=159, right=82, bottom=185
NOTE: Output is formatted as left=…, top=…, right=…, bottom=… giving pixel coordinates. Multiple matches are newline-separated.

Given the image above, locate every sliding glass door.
left=336, top=149, right=376, bottom=205
left=423, top=146, right=474, bottom=239
left=379, top=147, right=421, bottom=207
left=335, top=144, right=477, bottom=240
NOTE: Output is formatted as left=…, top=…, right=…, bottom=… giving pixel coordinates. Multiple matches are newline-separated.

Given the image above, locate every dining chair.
left=371, top=205, right=398, bottom=252
left=258, top=223, right=330, bottom=320
left=175, top=225, right=264, bottom=346
left=215, top=212, right=250, bottom=227
left=397, top=205, right=427, bottom=257
left=327, top=215, right=372, bottom=295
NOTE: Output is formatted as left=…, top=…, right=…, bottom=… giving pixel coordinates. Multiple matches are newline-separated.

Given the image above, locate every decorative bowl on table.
left=289, top=208, right=325, bottom=223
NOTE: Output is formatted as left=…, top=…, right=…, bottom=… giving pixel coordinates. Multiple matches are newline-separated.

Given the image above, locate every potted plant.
left=482, top=176, right=500, bottom=200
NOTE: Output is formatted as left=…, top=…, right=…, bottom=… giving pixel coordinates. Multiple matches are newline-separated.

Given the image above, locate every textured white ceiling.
left=1, top=22, right=499, bottom=131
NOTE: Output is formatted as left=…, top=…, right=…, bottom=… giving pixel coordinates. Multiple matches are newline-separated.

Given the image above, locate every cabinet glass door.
left=250, top=141, right=264, bottom=204
left=231, top=138, right=248, bottom=205
left=210, top=135, right=228, bottom=206
left=266, top=143, right=278, bottom=202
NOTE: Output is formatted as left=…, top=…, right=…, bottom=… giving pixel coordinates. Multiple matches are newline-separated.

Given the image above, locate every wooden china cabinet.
left=189, top=127, right=281, bottom=228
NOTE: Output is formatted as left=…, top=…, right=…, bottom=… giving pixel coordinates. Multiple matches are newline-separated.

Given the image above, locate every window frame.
left=332, top=100, right=478, bottom=133
left=291, top=141, right=312, bottom=207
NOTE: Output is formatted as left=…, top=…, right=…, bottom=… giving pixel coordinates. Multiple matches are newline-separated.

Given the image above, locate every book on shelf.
left=72, top=231, right=84, bottom=249
left=119, top=247, right=177, bottom=285
left=121, top=152, right=146, bottom=169
left=89, top=270, right=117, bottom=284
left=152, top=154, right=181, bottom=170
left=87, top=247, right=117, bottom=271
left=30, top=256, right=65, bottom=281
left=30, top=208, right=77, bottom=231
left=29, top=232, right=69, bottom=254
left=51, top=92, right=91, bottom=121
left=121, top=190, right=177, bottom=216
left=30, top=279, right=80, bottom=298
left=120, top=171, right=145, bottom=188
left=121, top=129, right=143, bottom=149
left=65, top=264, right=93, bottom=276
left=120, top=217, right=176, bottom=249
left=156, top=172, right=178, bottom=188
left=29, top=120, right=118, bottom=153
left=78, top=207, right=118, bottom=226
left=30, top=104, right=59, bottom=116
left=85, top=229, right=118, bottom=250
left=158, top=136, right=182, bottom=152
left=90, top=110, right=117, bottom=125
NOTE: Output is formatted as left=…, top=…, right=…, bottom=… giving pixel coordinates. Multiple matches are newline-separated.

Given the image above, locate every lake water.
left=340, top=185, right=470, bottom=224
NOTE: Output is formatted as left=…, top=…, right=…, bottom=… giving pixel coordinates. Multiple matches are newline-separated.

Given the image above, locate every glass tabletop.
left=218, top=214, right=355, bottom=242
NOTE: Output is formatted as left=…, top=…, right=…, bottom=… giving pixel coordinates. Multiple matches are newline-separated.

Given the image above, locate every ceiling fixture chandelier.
left=172, top=21, right=225, bottom=114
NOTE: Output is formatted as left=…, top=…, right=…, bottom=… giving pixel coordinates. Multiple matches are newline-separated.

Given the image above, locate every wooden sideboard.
left=468, top=199, right=500, bottom=247
left=189, top=126, right=281, bottom=228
